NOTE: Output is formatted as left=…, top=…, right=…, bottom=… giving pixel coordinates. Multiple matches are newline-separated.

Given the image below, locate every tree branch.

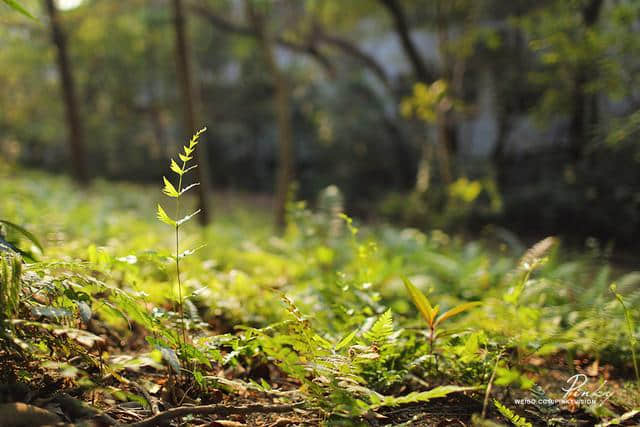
left=189, top=3, right=336, bottom=78
left=378, top=0, right=434, bottom=82
left=122, top=402, right=304, bottom=427
left=314, top=28, right=391, bottom=89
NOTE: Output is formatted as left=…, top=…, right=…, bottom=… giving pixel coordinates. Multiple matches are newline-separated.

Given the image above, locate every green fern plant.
left=157, top=127, right=207, bottom=348
left=493, top=399, right=532, bottom=427
left=403, top=276, right=480, bottom=355
left=610, top=283, right=639, bottom=382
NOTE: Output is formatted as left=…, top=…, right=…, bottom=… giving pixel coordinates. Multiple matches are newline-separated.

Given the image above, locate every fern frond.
left=370, top=385, right=478, bottom=409
left=494, top=399, right=532, bottom=427
left=364, top=309, right=393, bottom=343
left=518, top=236, right=556, bottom=270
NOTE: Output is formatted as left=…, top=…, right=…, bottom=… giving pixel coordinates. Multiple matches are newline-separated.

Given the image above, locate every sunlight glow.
left=55, top=0, right=84, bottom=11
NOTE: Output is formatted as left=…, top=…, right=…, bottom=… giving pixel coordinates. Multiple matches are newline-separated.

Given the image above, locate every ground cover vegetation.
left=1, top=153, right=639, bottom=425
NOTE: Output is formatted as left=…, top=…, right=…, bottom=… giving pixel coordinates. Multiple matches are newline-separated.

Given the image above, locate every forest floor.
left=1, top=170, right=639, bottom=426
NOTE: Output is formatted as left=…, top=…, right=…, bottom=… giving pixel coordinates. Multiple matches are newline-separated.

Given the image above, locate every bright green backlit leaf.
left=434, top=302, right=482, bottom=327
left=156, top=204, right=175, bottom=226
left=2, top=0, right=36, bottom=19
left=170, top=159, right=183, bottom=175
left=335, top=329, right=358, bottom=351
left=402, top=276, right=436, bottom=327
left=179, top=153, right=192, bottom=163
left=162, top=177, right=179, bottom=198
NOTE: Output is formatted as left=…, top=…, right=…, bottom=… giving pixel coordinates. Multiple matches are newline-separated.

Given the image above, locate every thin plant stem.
left=611, top=285, right=639, bottom=382
left=175, top=158, right=187, bottom=348
left=482, top=350, right=504, bottom=418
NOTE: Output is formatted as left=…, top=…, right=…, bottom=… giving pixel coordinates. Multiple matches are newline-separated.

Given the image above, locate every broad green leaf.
left=403, top=276, right=436, bottom=327
left=156, top=204, right=175, bottom=226
left=434, top=302, right=482, bottom=327
left=170, top=159, right=183, bottom=175
left=2, top=0, right=36, bottom=19
left=176, top=209, right=201, bottom=226
left=0, top=219, right=43, bottom=252
left=162, top=177, right=179, bottom=198
left=335, top=329, right=358, bottom=351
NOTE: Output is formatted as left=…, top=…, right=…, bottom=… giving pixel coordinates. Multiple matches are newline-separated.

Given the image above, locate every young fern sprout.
left=403, top=276, right=480, bottom=355
left=157, top=127, right=207, bottom=348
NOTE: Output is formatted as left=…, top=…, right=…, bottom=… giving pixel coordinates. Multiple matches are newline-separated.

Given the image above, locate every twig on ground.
left=122, top=401, right=305, bottom=427
left=130, top=381, right=159, bottom=415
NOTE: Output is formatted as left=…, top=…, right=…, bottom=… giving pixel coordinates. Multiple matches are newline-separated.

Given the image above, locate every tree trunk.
left=246, top=1, right=294, bottom=231
left=569, top=0, right=603, bottom=161
left=435, top=0, right=455, bottom=184
left=44, top=0, right=88, bottom=184
left=378, top=0, right=432, bottom=83
left=172, top=0, right=212, bottom=225
left=379, top=0, right=455, bottom=185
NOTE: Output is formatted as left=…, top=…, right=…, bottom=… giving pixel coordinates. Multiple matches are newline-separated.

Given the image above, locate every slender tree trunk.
left=379, top=0, right=456, bottom=185
left=44, top=0, right=88, bottom=184
left=172, top=0, right=212, bottom=225
left=569, top=0, right=603, bottom=162
left=246, top=1, right=294, bottom=231
left=435, top=0, right=455, bottom=184
left=378, top=0, right=431, bottom=82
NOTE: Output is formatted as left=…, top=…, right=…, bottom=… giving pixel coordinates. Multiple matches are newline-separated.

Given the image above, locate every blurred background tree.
left=1, top=0, right=640, bottom=245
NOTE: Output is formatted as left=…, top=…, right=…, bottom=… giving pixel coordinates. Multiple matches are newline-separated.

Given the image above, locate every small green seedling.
left=157, top=127, right=207, bottom=348
left=403, top=276, right=480, bottom=354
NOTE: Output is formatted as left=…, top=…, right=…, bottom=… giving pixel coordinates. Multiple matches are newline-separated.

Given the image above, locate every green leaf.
left=189, top=127, right=206, bottom=147
left=372, top=385, right=479, bottom=409
left=364, top=309, right=393, bottom=343
left=156, top=204, right=175, bottom=226
left=179, top=153, right=192, bottom=163
left=434, top=302, right=481, bottom=327
left=494, top=399, right=532, bottom=427
left=402, top=276, right=436, bottom=327
left=162, top=177, right=179, bottom=198
left=176, top=209, right=201, bottom=226
left=2, top=0, right=36, bottom=19
left=0, top=220, right=44, bottom=252
left=170, top=159, right=183, bottom=175
left=336, top=329, right=358, bottom=351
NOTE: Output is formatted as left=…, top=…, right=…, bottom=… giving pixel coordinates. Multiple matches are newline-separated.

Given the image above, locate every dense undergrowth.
left=1, top=162, right=639, bottom=426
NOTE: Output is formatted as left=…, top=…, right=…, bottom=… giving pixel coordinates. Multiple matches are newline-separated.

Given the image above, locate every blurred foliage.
left=1, top=0, right=640, bottom=244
